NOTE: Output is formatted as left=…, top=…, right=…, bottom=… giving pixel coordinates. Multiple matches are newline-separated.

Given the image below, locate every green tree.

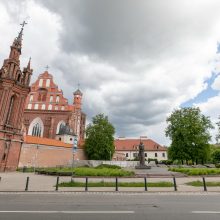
left=85, top=114, right=115, bottom=160
left=212, top=150, right=220, bottom=163
left=216, top=116, right=220, bottom=143
left=165, top=107, right=213, bottom=164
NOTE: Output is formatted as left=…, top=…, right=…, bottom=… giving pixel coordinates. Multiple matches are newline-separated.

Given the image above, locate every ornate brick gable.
left=23, top=70, right=86, bottom=145
left=0, top=22, right=32, bottom=171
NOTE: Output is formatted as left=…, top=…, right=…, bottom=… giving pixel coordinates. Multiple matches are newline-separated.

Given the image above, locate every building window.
left=133, top=153, right=137, bottom=158
left=39, top=79, right=43, bottom=87
left=155, top=153, right=157, bottom=157
left=28, top=104, right=32, bottom=109
left=70, top=138, right=72, bottom=141
left=34, top=104, right=39, bottom=110
left=126, top=153, right=129, bottom=157
left=46, top=79, right=50, bottom=87
left=41, top=104, right=46, bottom=110
left=56, top=121, right=65, bottom=134
left=59, top=137, right=61, bottom=141
left=32, top=123, right=42, bottom=137
left=61, top=106, right=64, bottom=110
left=48, top=104, right=52, bottom=110
left=28, top=117, right=44, bottom=137
left=56, top=96, right=60, bottom=103
left=2, top=153, right=6, bottom=161
left=29, top=95, right=33, bottom=102
left=162, top=152, right=165, bottom=157
left=6, top=96, right=15, bottom=125
left=49, top=95, right=53, bottom=102
left=145, top=153, right=147, bottom=157
left=55, top=106, right=58, bottom=110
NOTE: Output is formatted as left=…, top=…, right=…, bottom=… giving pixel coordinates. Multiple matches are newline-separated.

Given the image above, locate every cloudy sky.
left=1, top=0, right=220, bottom=145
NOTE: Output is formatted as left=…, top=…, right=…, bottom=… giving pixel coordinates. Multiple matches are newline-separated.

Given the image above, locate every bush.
left=148, top=158, right=158, bottom=164
left=160, top=160, right=173, bottom=165
left=59, top=181, right=174, bottom=187
left=95, top=164, right=121, bottom=169
left=169, top=167, right=220, bottom=175
left=35, top=167, right=134, bottom=177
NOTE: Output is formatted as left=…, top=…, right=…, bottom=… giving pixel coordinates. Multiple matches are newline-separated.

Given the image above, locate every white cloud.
left=1, top=0, right=220, bottom=145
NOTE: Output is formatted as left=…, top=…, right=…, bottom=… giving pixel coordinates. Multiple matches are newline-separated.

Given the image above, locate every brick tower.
left=0, top=22, right=32, bottom=171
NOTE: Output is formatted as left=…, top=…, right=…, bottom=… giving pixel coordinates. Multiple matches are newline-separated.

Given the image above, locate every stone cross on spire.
left=20, top=21, right=27, bottom=28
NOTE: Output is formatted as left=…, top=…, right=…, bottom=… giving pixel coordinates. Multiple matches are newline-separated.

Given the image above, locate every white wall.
left=117, top=150, right=167, bottom=161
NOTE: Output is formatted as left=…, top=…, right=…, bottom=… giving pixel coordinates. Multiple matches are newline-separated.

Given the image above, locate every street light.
left=71, top=135, right=78, bottom=181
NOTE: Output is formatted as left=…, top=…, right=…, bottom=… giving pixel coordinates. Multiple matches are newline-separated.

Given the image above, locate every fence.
left=0, top=175, right=217, bottom=192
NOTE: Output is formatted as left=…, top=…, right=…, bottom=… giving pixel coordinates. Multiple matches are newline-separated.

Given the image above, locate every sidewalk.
left=1, top=172, right=220, bottom=192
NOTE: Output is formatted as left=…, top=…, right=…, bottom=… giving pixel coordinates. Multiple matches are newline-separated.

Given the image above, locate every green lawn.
left=169, top=167, right=220, bottom=176
left=58, top=181, right=174, bottom=187
left=186, top=180, right=220, bottom=187
left=35, top=166, right=134, bottom=177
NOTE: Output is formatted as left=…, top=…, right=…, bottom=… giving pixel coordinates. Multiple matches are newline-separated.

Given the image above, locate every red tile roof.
left=24, top=135, right=72, bottom=148
left=114, top=138, right=167, bottom=151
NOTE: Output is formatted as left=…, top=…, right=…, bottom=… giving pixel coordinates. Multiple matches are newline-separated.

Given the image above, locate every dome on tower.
left=57, top=124, right=75, bottom=136
left=74, top=89, right=83, bottom=96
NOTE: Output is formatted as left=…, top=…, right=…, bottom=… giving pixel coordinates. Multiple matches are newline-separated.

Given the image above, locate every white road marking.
left=192, top=211, right=220, bottom=214
left=0, top=211, right=134, bottom=214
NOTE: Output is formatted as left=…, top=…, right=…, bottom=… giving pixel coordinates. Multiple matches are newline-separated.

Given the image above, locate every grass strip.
left=58, top=181, right=173, bottom=187
left=186, top=181, right=220, bottom=187
left=35, top=167, right=134, bottom=177
left=169, top=168, right=220, bottom=176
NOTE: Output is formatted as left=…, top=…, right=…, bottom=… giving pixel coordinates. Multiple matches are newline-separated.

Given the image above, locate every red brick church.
left=0, top=23, right=33, bottom=171
left=23, top=70, right=86, bottom=144
left=0, top=24, right=86, bottom=171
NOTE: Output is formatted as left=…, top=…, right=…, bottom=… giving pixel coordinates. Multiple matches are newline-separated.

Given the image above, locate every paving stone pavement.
left=0, top=172, right=220, bottom=192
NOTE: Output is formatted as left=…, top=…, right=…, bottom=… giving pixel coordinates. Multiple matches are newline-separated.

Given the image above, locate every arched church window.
left=6, top=96, right=15, bottom=125
left=32, top=123, right=42, bottom=137
left=56, top=121, right=66, bottom=134
left=28, top=117, right=44, bottom=137
left=48, top=104, right=52, bottom=110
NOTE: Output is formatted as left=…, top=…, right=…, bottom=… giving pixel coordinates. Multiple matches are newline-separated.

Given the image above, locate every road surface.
left=0, top=192, right=219, bottom=220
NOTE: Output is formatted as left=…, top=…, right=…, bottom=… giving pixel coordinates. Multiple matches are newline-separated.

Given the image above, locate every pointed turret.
left=23, top=57, right=33, bottom=86
left=73, top=88, right=83, bottom=109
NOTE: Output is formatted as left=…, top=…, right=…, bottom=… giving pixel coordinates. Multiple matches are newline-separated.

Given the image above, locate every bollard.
left=55, top=176, right=59, bottom=191
left=115, top=177, right=118, bottom=191
left=85, top=177, right=88, bottom=191
left=25, top=176, right=29, bottom=191
left=202, top=177, right=207, bottom=191
left=144, top=177, right=147, bottom=191
left=173, top=177, right=177, bottom=191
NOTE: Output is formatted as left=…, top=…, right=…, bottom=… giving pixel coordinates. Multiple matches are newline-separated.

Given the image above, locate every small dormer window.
left=29, top=95, right=33, bottom=102
left=46, top=79, right=50, bottom=87
left=39, top=79, right=43, bottom=87
left=56, top=96, right=60, bottom=103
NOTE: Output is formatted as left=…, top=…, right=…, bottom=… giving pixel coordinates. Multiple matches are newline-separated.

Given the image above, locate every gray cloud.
left=1, top=0, right=220, bottom=144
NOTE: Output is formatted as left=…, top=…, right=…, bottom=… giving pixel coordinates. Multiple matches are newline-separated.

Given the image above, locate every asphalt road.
left=0, top=193, right=220, bottom=220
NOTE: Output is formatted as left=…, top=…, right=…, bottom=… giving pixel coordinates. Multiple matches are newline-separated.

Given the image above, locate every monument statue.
left=135, top=141, right=151, bottom=169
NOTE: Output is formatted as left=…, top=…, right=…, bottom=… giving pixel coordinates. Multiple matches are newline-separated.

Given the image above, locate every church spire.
left=27, top=57, right=31, bottom=69
left=11, top=21, right=27, bottom=56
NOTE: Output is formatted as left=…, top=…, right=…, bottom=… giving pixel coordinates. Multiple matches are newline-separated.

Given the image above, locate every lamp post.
left=71, top=135, right=78, bottom=180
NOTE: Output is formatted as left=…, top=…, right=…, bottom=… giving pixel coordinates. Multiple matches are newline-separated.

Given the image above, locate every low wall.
left=71, top=160, right=140, bottom=168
